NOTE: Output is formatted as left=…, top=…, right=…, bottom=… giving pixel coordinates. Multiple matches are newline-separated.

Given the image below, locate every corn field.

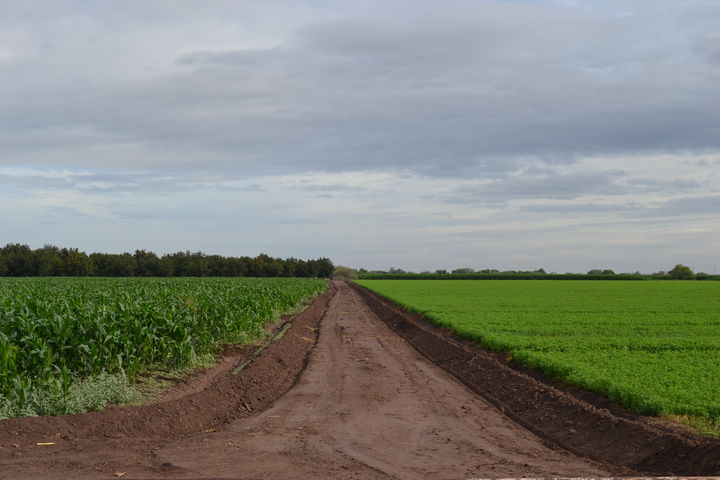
left=0, top=277, right=326, bottom=418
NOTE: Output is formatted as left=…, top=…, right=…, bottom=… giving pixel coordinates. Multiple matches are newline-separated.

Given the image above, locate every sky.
left=1, top=0, right=719, bottom=273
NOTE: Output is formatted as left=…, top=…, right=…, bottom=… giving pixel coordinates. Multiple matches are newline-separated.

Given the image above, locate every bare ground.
left=1, top=281, right=718, bottom=479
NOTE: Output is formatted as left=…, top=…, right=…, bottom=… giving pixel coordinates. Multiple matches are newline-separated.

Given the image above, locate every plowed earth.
left=1, top=282, right=719, bottom=479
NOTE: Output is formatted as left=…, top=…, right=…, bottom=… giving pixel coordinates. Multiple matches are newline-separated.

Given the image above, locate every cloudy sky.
left=1, top=1, right=719, bottom=273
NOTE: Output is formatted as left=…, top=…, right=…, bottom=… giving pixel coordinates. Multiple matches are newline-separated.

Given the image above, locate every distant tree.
left=435, top=269, right=448, bottom=274
left=157, top=256, right=175, bottom=277
left=266, top=258, right=285, bottom=277
left=114, top=253, right=136, bottom=276
left=89, top=253, right=112, bottom=275
left=206, top=254, right=231, bottom=276
left=388, top=267, right=406, bottom=274
left=332, top=266, right=358, bottom=280
left=33, top=244, right=64, bottom=276
left=253, top=253, right=271, bottom=276
left=588, top=269, right=615, bottom=275
left=61, top=248, right=93, bottom=276
left=134, top=250, right=161, bottom=276
left=451, top=267, right=475, bottom=274
left=162, top=251, right=209, bottom=276
left=186, top=251, right=208, bottom=276
left=100, top=253, right=135, bottom=276
left=282, top=257, right=298, bottom=277
left=90, top=253, right=135, bottom=276
left=254, top=253, right=283, bottom=277
left=668, top=264, right=695, bottom=280
left=225, top=257, right=247, bottom=276
left=292, top=259, right=309, bottom=278
left=306, top=257, right=334, bottom=278
left=0, top=243, right=334, bottom=278
left=305, top=259, right=319, bottom=277
left=1, top=243, right=34, bottom=276
left=318, top=258, right=334, bottom=277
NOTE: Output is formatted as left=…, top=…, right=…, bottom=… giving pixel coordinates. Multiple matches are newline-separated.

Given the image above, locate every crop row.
left=0, top=277, right=326, bottom=418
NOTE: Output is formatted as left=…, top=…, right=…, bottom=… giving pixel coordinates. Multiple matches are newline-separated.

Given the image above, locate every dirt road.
left=149, top=281, right=611, bottom=479
left=2, top=282, right=614, bottom=479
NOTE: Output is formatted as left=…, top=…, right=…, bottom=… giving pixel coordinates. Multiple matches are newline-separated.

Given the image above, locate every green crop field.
left=356, top=280, right=720, bottom=423
left=0, top=277, right=326, bottom=419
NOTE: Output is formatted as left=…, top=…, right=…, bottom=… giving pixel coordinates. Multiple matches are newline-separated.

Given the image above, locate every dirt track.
left=1, top=281, right=613, bottom=479
left=151, top=282, right=616, bottom=479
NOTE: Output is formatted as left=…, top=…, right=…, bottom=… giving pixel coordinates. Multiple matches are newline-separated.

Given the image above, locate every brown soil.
left=146, top=346, right=254, bottom=405
left=0, top=281, right=718, bottom=479
left=148, top=316, right=300, bottom=405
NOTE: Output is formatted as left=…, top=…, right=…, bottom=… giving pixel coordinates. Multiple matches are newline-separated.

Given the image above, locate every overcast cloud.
left=1, top=0, right=719, bottom=273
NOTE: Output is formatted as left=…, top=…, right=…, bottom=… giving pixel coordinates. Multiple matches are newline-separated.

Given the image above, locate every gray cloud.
left=511, top=194, right=720, bottom=220
left=1, top=1, right=719, bottom=273
left=287, top=182, right=367, bottom=193
left=176, top=50, right=267, bottom=67
left=646, top=195, right=720, bottom=217
left=0, top=169, right=268, bottom=196
left=623, top=177, right=701, bottom=190
left=521, top=202, right=640, bottom=215
left=1, top=1, right=719, bottom=179
left=445, top=170, right=629, bottom=205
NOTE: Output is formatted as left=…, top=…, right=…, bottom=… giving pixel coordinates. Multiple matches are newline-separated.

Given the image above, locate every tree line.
left=357, top=264, right=717, bottom=280
left=0, top=244, right=334, bottom=278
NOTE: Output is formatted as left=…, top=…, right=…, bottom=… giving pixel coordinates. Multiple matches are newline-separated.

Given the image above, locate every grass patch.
left=131, top=352, right=217, bottom=403
left=666, top=414, right=720, bottom=438
left=0, top=372, right=140, bottom=420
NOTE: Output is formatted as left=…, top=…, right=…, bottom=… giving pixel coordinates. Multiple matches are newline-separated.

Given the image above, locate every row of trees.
left=362, top=267, right=548, bottom=275
left=592, top=265, right=699, bottom=279
left=359, top=264, right=713, bottom=280
left=0, top=244, right=334, bottom=278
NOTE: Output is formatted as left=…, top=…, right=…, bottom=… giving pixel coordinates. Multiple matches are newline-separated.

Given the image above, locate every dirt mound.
left=351, top=282, right=720, bottom=476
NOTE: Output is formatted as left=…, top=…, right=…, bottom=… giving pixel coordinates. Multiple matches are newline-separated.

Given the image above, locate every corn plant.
left=0, top=277, right=326, bottom=418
